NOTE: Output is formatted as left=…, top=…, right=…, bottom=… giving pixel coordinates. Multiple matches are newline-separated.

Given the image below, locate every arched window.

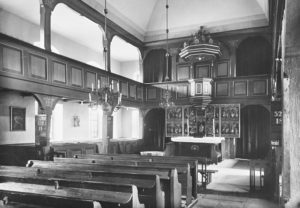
left=51, top=4, right=103, bottom=68
left=110, top=36, right=142, bottom=82
left=143, top=49, right=171, bottom=83
left=236, top=36, right=271, bottom=76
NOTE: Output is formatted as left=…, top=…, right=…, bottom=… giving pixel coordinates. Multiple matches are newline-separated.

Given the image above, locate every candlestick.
left=213, top=118, right=215, bottom=137
left=187, top=118, right=189, bottom=136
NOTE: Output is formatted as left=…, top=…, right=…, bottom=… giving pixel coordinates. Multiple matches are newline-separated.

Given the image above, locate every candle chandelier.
left=159, top=85, right=175, bottom=108
left=88, top=81, right=122, bottom=112
left=159, top=0, right=175, bottom=108
left=88, top=0, right=122, bottom=112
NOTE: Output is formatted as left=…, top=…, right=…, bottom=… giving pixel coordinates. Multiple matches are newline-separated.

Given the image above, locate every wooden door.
left=237, top=105, right=270, bottom=159
left=143, top=108, right=165, bottom=150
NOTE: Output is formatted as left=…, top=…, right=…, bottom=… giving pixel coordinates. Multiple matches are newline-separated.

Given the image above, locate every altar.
left=171, top=137, right=225, bottom=164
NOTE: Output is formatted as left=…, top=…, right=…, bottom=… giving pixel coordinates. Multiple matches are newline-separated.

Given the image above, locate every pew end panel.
left=170, top=169, right=182, bottom=208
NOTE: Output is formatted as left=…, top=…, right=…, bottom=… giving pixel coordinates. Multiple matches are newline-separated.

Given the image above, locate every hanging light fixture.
left=159, top=0, right=175, bottom=108
left=165, top=0, right=170, bottom=81
left=88, top=0, right=122, bottom=112
left=159, top=84, right=175, bottom=108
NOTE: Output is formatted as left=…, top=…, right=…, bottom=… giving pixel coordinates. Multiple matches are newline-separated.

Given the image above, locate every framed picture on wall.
left=10, top=106, right=26, bottom=131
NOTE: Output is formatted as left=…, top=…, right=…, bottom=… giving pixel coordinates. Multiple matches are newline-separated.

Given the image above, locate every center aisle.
left=196, top=159, right=279, bottom=208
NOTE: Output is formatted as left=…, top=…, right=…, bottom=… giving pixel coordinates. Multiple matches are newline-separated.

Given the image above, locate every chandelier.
left=159, top=0, right=175, bottom=108
left=159, top=85, right=175, bottom=108
left=88, top=0, right=122, bottom=112
left=179, top=26, right=222, bottom=62
left=88, top=81, right=122, bottom=112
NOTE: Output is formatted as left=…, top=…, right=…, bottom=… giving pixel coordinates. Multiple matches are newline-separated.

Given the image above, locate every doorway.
left=237, top=105, right=270, bottom=159
left=143, top=108, right=165, bottom=150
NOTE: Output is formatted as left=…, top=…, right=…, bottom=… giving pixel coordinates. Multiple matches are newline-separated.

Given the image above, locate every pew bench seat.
left=0, top=165, right=162, bottom=208
left=0, top=182, right=139, bottom=208
left=0, top=201, right=54, bottom=208
left=27, top=161, right=178, bottom=208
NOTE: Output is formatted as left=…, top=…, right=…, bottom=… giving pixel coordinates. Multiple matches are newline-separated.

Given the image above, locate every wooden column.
left=282, top=0, right=300, bottom=206
left=170, top=48, right=178, bottom=81
left=101, top=110, right=113, bottom=154
left=101, top=113, right=108, bottom=154
left=227, top=40, right=239, bottom=77
left=40, top=0, right=57, bottom=51
left=34, top=94, right=60, bottom=160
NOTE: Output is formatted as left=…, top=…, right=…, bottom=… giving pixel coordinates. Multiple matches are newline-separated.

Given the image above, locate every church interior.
left=0, top=0, right=299, bottom=207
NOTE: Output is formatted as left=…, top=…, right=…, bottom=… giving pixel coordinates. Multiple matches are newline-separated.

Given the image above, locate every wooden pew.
left=27, top=160, right=182, bottom=208
left=0, top=200, right=54, bottom=208
left=0, top=165, right=164, bottom=208
left=53, top=156, right=193, bottom=206
left=74, top=154, right=200, bottom=199
left=0, top=166, right=144, bottom=208
left=83, top=153, right=214, bottom=192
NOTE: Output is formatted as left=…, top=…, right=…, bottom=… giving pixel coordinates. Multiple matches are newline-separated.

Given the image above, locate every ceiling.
left=84, top=0, right=269, bottom=42
left=0, top=0, right=269, bottom=61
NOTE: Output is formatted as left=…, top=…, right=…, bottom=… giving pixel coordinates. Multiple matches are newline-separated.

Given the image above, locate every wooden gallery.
left=0, top=0, right=298, bottom=208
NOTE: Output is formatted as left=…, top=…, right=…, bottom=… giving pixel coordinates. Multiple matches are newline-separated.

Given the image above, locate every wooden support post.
left=170, top=48, right=178, bottom=81
left=33, top=94, right=60, bottom=160
left=39, top=0, right=57, bottom=51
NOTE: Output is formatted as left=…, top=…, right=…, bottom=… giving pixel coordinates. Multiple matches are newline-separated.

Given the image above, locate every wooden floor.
left=206, top=159, right=251, bottom=193
left=196, top=159, right=280, bottom=208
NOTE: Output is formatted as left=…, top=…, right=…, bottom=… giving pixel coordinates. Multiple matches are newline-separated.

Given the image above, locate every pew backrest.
left=27, top=160, right=181, bottom=208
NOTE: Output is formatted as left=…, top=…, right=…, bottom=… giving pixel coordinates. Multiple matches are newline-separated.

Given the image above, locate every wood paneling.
left=52, top=143, right=98, bottom=158
left=177, top=65, right=190, bottom=80
left=216, top=82, right=229, bottom=96
left=121, top=82, right=128, bottom=97
left=137, top=86, right=143, bottom=100
left=111, top=79, right=118, bottom=93
left=194, top=64, right=210, bottom=78
left=214, top=75, right=269, bottom=100
left=0, top=144, right=37, bottom=166
left=71, top=67, right=82, bottom=87
left=234, top=81, right=247, bottom=96
left=2, top=45, right=22, bottom=74
left=86, top=71, right=96, bottom=89
left=147, top=87, right=157, bottom=100
left=216, top=61, right=229, bottom=77
left=29, top=54, right=47, bottom=80
left=53, top=61, right=66, bottom=84
left=100, top=76, right=108, bottom=88
left=177, top=85, right=189, bottom=98
left=253, top=80, right=267, bottom=95
left=0, top=34, right=144, bottom=107
left=129, top=84, right=136, bottom=99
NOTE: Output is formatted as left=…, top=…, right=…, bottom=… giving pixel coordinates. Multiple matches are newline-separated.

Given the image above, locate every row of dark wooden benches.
left=0, top=154, right=215, bottom=208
